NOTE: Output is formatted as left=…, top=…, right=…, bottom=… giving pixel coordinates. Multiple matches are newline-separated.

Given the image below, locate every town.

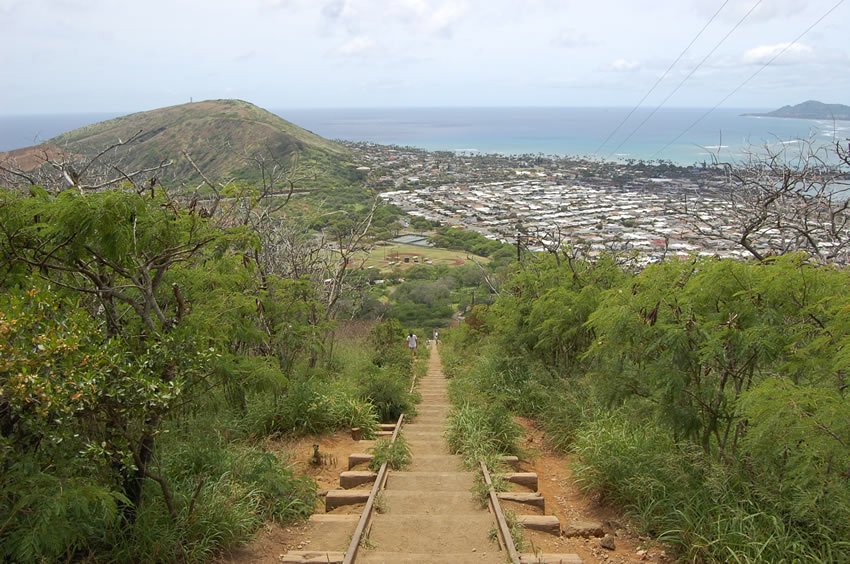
left=346, top=141, right=757, bottom=264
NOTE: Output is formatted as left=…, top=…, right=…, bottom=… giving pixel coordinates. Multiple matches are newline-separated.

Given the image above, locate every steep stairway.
left=357, top=346, right=502, bottom=563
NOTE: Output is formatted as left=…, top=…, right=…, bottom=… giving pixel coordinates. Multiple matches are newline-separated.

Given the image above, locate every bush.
left=357, top=366, right=417, bottom=422
left=445, top=253, right=850, bottom=561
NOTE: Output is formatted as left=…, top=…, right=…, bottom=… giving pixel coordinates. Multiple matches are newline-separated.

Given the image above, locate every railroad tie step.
left=339, top=470, right=377, bottom=488
left=519, top=553, right=583, bottom=564
left=517, top=514, right=561, bottom=535
left=357, top=552, right=509, bottom=563
left=497, top=491, right=545, bottom=510
left=499, top=454, right=521, bottom=467
left=348, top=452, right=373, bottom=470
left=351, top=427, right=393, bottom=444
left=501, top=472, right=538, bottom=491
left=280, top=551, right=345, bottom=563
left=325, top=489, right=370, bottom=511
left=309, top=514, right=360, bottom=522
left=378, top=423, right=396, bottom=430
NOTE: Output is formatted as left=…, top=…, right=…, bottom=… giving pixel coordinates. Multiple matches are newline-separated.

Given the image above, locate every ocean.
left=1, top=107, right=846, bottom=165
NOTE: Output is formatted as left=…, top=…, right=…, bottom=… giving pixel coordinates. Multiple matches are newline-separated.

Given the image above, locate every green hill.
left=20, top=99, right=362, bottom=188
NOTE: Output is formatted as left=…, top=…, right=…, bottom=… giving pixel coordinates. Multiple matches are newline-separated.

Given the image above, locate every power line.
left=652, top=0, right=847, bottom=160
left=593, top=0, right=731, bottom=155
left=608, top=0, right=763, bottom=158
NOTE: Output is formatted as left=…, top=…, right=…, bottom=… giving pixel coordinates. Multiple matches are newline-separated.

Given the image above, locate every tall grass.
left=445, top=403, right=521, bottom=467
left=240, top=375, right=379, bottom=438
left=0, top=462, right=123, bottom=563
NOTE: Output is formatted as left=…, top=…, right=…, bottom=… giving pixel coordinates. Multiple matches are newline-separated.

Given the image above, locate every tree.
left=0, top=130, right=171, bottom=194
left=680, top=140, right=850, bottom=264
left=0, top=187, right=224, bottom=517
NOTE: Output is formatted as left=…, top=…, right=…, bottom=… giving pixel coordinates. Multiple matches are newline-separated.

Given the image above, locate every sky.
left=1, top=0, right=848, bottom=114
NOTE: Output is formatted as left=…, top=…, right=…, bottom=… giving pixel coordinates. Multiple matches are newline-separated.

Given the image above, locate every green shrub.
left=535, top=379, right=602, bottom=453
left=368, top=319, right=414, bottom=370
left=369, top=435, right=412, bottom=471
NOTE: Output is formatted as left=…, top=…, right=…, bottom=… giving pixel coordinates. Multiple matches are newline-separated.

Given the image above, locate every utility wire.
left=593, top=0, right=731, bottom=155
left=652, top=0, right=847, bottom=159
left=608, top=0, right=763, bottom=158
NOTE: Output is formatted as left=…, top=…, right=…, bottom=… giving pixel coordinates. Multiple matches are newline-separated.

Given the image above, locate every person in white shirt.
left=406, top=332, right=418, bottom=357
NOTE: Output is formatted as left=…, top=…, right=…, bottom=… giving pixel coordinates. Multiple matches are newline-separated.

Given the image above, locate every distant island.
left=743, top=100, right=850, bottom=121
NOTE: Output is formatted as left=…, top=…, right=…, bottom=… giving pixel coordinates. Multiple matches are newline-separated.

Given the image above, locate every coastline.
left=2, top=107, right=845, bottom=165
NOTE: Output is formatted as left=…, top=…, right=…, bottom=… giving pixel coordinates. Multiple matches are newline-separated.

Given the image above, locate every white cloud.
left=691, top=0, right=807, bottom=24
left=743, top=42, right=814, bottom=65
left=609, top=58, right=640, bottom=71
left=336, top=35, right=377, bottom=56
left=395, top=0, right=428, bottom=16
left=0, top=0, right=26, bottom=15
left=552, top=28, right=591, bottom=48
left=259, top=0, right=297, bottom=10
left=318, top=0, right=467, bottom=40
left=423, top=1, right=469, bottom=37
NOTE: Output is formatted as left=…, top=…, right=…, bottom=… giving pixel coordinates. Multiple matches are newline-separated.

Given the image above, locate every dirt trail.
left=357, top=345, right=502, bottom=563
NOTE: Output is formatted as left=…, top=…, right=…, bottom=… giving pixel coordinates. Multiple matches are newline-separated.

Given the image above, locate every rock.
left=605, top=519, right=622, bottom=530
left=563, top=520, right=605, bottom=538
left=636, top=549, right=648, bottom=560
left=600, top=534, right=616, bottom=551
left=472, top=548, right=477, bottom=552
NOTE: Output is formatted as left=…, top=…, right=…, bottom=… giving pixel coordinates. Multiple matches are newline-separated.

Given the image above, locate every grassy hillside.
left=24, top=99, right=362, bottom=189
left=359, top=242, right=488, bottom=272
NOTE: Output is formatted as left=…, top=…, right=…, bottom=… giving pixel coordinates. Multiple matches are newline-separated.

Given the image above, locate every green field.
left=360, top=243, right=489, bottom=272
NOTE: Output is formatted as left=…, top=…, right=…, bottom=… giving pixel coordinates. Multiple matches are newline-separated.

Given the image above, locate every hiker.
left=433, top=329, right=439, bottom=344
left=406, top=332, right=418, bottom=357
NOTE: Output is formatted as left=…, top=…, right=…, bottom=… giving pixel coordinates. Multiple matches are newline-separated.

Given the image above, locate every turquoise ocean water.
left=2, top=107, right=846, bottom=165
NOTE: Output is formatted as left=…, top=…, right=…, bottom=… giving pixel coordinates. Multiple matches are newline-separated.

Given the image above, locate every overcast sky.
left=1, top=0, right=848, bottom=114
